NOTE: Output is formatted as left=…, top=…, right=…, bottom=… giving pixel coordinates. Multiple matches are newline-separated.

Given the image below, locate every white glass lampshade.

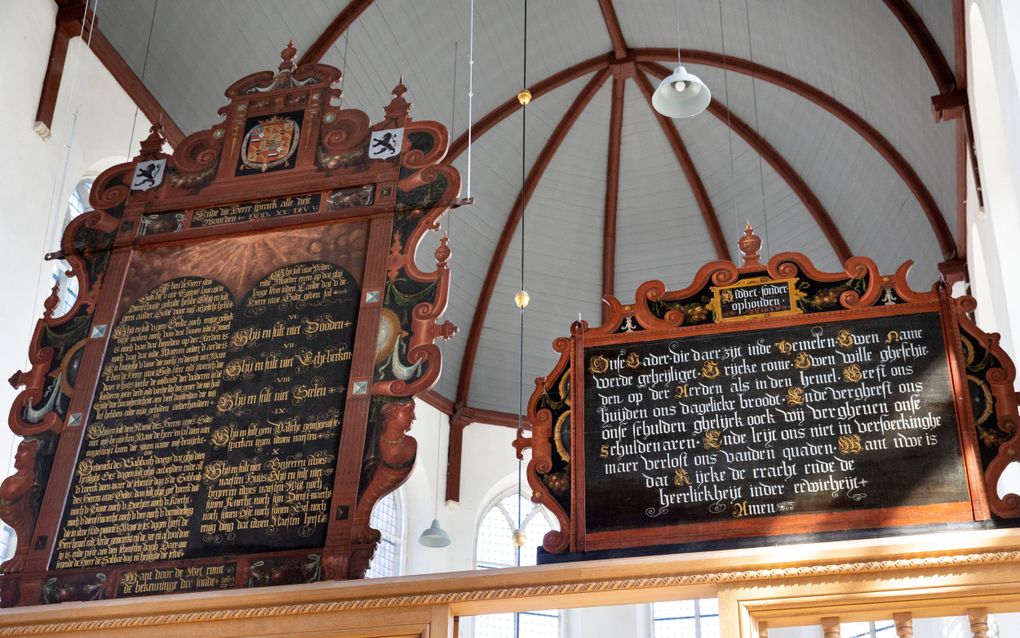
left=652, top=65, right=711, bottom=118
left=418, top=518, right=452, bottom=547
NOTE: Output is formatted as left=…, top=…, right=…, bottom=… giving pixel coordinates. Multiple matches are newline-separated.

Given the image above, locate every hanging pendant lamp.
left=418, top=518, right=452, bottom=547
left=653, top=0, right=711, bottom=118
left=653, top=65, right=711, bottom=118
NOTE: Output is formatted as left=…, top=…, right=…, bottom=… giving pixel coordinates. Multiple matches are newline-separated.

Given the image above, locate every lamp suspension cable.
left=675, top=0, right=682, bottom=65
left=124, top=0, right=158, bottom=158
left=452, top=41, right=459, bottom=141
left=467, top=0, right=476, bottom=200
left=25, top=0, right=102, bottom=479
left=718, top=0, right=740, bottom=245
left=418, top=162, right=453, bottom=550
left=513, top=0, right=530, bottom=569
left=338, top=27, right=350, bottom=108
left=653, top=0, right=710, bottom=118
left=744, top=0, right=770, bottom=257
left=42, top=0, right=102, bottom=264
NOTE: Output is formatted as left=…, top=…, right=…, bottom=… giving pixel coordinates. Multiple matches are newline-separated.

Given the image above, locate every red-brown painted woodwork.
left=518, top=228, right=1013, bottom=558
left=637, top=63, right=853, bottom=264
left=597, top=0, right=628, bottom=61
left=298, top=0, right=375, bottom=66
left=882, top=0, right=956, bottom=94
left=89, top=30, right=185, bottom=147
left=34, top=2, right=184, bottom=146
left=445, top=69, right=610, bottom=502
left=633, top=48, right=956, bottom=259
left=33, top=2, right=86, bottom=139
left=453, top=70, right=610, bottom=411
left=3, top=42, right=457, bottom=606
left=601, top=76, right=625, bottom=322
left=446, top=54, right=614, bottom=163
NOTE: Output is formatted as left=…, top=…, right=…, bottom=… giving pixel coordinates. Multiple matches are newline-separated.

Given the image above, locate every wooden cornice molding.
left=3, top=529, right=1020, bottom=635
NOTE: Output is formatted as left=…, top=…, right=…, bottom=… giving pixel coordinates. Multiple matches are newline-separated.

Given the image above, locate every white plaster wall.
left=0, top=1, right=150, bottom=481
left=402, top=404, right=523, bottom=576
left=966, top=0, right=1020, bottom=380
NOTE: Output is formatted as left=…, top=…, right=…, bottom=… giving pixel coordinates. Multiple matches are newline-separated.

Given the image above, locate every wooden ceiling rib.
left=638, top=62, right=853, bottom=264
left=633, top=72, right=730, bottom=262
left=83, top=1, right=961, bottom=431
left=633, top=48, right=956, bottom=259
left=597, top=0, right=628, bottom=60
left=601, top=76, right=625, bottom=320
left=453, top=69, right=611, bottom=409
left=445, top=54, right=612, bottom=163
left=89, top=29, right=185, bottom=147
left=297, top=0, right=374, bottom=65
left=882, top=0, right=956, bottom=94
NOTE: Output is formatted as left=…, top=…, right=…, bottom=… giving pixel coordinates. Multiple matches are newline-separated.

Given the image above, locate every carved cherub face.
left=13, top=441, right=37, bottom=470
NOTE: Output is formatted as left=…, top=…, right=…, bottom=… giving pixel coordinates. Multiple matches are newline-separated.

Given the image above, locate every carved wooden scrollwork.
left=1, top=41, right=461, bottom=606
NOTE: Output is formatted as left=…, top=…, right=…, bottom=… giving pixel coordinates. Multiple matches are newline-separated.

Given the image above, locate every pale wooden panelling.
left=469, top=81, right=611, bottom=412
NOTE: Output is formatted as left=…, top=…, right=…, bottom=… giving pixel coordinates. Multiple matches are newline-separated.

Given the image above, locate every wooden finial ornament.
left=393, top=75, right=408, bottom=100
left=136, top=117, right=167, bottom=159
left=385, top=76, right=411, bottom=122
left=279, top=40, right=297, bottom=71
left=738, top=221, right=763, bottom=268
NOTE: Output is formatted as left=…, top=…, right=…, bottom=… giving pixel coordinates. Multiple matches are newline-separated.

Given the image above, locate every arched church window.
left=474, top=489, right=560, bottom=638
left=652, top=598, right=720, bottom=638
left=50, top=177, right=93, bottom=317
left=365, top=490, right=404, bottom=578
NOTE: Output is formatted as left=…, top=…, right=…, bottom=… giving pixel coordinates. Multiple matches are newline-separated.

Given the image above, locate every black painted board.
left=52, top=261, right=359, bottom=569
left=582, top=311, right=968, bottom=534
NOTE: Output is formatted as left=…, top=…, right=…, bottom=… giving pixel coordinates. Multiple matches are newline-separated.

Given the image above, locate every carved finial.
left=393, top=75, right=407, bottom=99
left=435, top=234, right=451, bottom=266
left=738, top=221, right=763, bottom=268
left=384, top=76, right=411, bottom=122
left=137, top=116, right=166, bottom=158
left=433, top=320, right=458, bottom=341
left=42, top=282, right=60, bottom=319
left=279, top=40, right=297, bottom=71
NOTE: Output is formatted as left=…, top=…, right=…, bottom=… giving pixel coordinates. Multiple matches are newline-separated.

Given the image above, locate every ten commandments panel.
left=54, top=262, right=359, bottom=569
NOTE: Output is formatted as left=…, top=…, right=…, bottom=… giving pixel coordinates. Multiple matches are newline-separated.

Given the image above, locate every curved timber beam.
left=632, top=48, right=956, bottom=258
left=882, top=0, right=956, bottom=93
left=640, top=62, right=853, bottom=264
left=597, top=0, right=628, bottom=60
left=633, top=72, right=730, bottom=262
left=602, top=75, right=625, bottom=320
left=447, top=54, right=613, bottom=162
left=453, top=69, right=611, bottom=409
left=298, top=0, right=375, bottom=66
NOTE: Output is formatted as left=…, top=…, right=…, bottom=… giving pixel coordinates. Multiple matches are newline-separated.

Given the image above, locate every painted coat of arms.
left=241, top=116, right=299, bottom=171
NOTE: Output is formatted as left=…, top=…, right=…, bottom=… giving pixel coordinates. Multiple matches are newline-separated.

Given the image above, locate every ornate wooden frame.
left=517, top=226, right=1018, bottom=557
left=0, top=43, right=459, bottom=606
